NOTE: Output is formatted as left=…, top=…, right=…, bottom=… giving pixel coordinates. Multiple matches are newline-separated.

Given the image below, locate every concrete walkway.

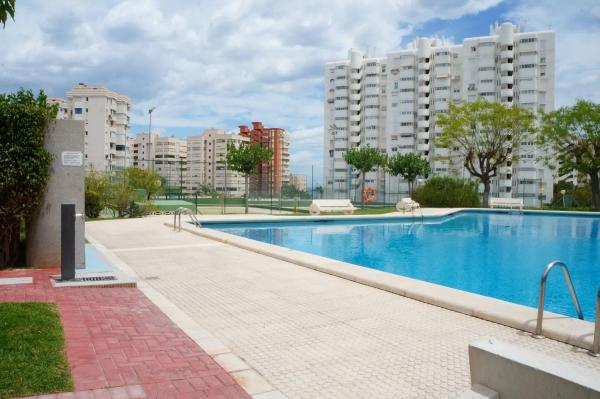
left=87, top=216, right=600, bottom=399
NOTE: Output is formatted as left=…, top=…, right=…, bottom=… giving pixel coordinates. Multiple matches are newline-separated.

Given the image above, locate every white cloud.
left=2, top=0, right=553, bottom=184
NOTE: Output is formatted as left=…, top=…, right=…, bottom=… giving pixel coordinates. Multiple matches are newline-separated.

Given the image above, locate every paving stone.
left=86, top=216, right=600, bottom=398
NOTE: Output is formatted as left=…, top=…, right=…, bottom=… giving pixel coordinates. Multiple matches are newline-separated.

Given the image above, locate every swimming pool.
left=207, top=211, right=600, bottom=321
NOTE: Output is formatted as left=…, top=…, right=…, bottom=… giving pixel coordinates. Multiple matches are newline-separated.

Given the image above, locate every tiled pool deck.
left=86, top=214, right=600, bottom=398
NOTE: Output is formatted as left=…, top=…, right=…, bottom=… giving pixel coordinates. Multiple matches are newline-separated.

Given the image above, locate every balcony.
left=499, top=178, right=512, bottom=187
left=417, top=132, right=430, bottom=140
left=501, top=49, right=514, bottom=59
left=418, top=85, right=430, bottom=93
left=500, top=75, right=514, bottom=85
left=417, top=143, right=430, bottom=152
left=501, top=88, right=514, bottom=97
left=499, top=166, right=512, bottom=175
left=418, top=62, right=430, bottom=70
left=418, top=74, right=430, bottom=81
left=349, top=94, right=361, bottom=101
left=417, top=120, right=430, bottom=128
left=349, top=124, right=360, bottom=133
left=418, top=97, right=430, bottom=105
left=350, top=83, right=361, bottom=91
left=349, top=104, right=361, bottom=111
left=435, top=67, right=451, bottom=78
left=417, top=108, right=430, bottom=116
left=349, top=135, right=361, bottom=143
left=350, top=73, right=361, bottom=80
left=500, top=63, right=513, bottom=72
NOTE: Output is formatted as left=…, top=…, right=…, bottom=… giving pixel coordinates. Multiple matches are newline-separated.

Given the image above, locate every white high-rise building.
left=324, top=22, right=555, bottom=206
left=187, top=129, right=249, bottom=196
left=67, top=83, right=132, bottom=172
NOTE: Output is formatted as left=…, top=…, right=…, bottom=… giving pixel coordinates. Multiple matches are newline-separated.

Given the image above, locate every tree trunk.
left=0, top=217, right=21, bottom=268
left=244, top=175, right=249, bottom=214
left=361, top=172, right=365, bottom=209
left=482, top=179, right=491, bottom=208
left=590, top=170, right=600, bottom=211
left=408, top=179, right=413, bottom=196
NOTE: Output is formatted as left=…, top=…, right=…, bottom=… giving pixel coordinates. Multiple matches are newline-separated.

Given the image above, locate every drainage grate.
left=80, top=275, right=117, bottom=282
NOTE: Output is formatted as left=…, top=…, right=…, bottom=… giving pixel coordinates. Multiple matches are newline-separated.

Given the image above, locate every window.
left=400, top=88, right=414, bottom=92
left=393, top=82, right=399, bottom=89
left=435, top=86, right=450, bottom=91
left=519, top=64, right=536, bottom=69
left=478, top=41, right=495, bottom=47
left=366, top=62, right=377, bottom=67
left=402, top=65, right=413, bottom=70
left=480, top=79, right=494, bottom=84
left=519, top=37, right=537, bottom=43
left=478, top=67, right=495, bottom=71
left=335, top=85, right=348, bottom=89
left=435, top=63, right=451, bottom=67
left=400, top=122, right=413, bottom=126
left=400, top=77, right=414, bottom=81
left=335, top=96, right=348, bottom=100
left=479, top=92, right=495, bottom=97
left=74, top=108, right=82, bottom=114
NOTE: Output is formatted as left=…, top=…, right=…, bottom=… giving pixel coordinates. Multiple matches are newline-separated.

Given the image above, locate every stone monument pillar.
left=27, top=119, right=86, bottom=269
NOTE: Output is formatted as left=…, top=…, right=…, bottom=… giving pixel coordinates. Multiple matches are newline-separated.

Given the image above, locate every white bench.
left=396, top=197, right=421, bottom=213
left=489, top=197, right=523, bottom=210
left=309, top=199, right=357, bottom=215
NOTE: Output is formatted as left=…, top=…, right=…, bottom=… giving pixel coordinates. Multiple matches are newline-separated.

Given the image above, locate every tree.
left=436, top=100, right=534, bottom=207
left=314, top=185, right=324, bottom=198
left=107, top=180, right=134, bottom=218
left=281, top=183, right=309, bottom=199
left=0, top=89, right=55, bottom=267
left=122, top=167, right=162, bottom=200
left=225, top=142, right=273, bottom=214
left=0, top=0, right=15, bottom=28
left=343, top=146, right=387, bottom=207
left=538, top=100, right=600, bottom=210
left=387, top=153, right=431, bottom=195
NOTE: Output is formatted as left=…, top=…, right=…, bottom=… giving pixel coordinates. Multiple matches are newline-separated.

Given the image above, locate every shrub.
left=0, top=90, right=55, bottom=267
left=412, top=176, right=481, bottom=208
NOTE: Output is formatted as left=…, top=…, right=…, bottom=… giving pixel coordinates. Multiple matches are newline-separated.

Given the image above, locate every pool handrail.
left=173, top=207, right=201, bottom=232
left=590, top=287, right=599, bottom=357
left=533, top=260, right=584, bottom=339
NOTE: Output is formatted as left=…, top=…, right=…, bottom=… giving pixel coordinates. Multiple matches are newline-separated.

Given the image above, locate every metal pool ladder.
left=174, top=207, right=201, bottom=232
left=532, top=260, right=583, bottom=339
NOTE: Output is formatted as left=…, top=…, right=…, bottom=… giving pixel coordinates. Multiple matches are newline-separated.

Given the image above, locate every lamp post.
left=147, top=106, right=156, bottom=170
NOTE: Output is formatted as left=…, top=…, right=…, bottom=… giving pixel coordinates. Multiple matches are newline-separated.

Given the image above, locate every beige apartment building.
left=187, top=129, right=249, bottom=196
left=289, top=174, right=308, bottom=192
left=132, top=133, right=188, bottom=191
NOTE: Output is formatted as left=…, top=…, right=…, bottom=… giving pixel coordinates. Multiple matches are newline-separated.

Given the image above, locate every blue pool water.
left=208, top=211, right=600, bottom=320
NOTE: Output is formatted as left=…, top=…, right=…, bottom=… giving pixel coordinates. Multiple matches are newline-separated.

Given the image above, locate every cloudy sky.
left=1, top=0, right=599, bottom=184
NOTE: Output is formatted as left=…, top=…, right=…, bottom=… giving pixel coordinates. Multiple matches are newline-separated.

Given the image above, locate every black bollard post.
left=61, top=203, right=76, bottom=281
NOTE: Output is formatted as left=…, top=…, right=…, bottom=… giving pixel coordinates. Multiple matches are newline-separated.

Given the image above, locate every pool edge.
left=168, top=220, right=597, bottom=352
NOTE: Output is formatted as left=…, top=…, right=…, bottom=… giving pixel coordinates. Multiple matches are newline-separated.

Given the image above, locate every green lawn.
left=0, top=303, right=73, bottom=398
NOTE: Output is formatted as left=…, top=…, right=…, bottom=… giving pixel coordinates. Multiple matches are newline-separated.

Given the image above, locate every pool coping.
left=192, top=207, right=600, bottom=226
left=168, top=213, right=597, bottom=352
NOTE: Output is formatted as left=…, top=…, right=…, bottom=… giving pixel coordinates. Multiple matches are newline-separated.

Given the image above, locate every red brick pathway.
left=0, top=268, right=250, bottom=399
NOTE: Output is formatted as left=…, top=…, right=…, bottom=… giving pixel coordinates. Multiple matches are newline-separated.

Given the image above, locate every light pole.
left=147, top=106, right=156, bottom=170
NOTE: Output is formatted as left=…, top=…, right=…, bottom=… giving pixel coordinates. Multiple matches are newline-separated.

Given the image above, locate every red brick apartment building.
left=239, top=121, right=290, bottom=195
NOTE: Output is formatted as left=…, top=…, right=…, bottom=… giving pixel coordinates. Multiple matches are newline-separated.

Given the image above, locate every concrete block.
left=469, top=338, right=600, bottom=399
left=27, top=120, right=85, bottom=269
